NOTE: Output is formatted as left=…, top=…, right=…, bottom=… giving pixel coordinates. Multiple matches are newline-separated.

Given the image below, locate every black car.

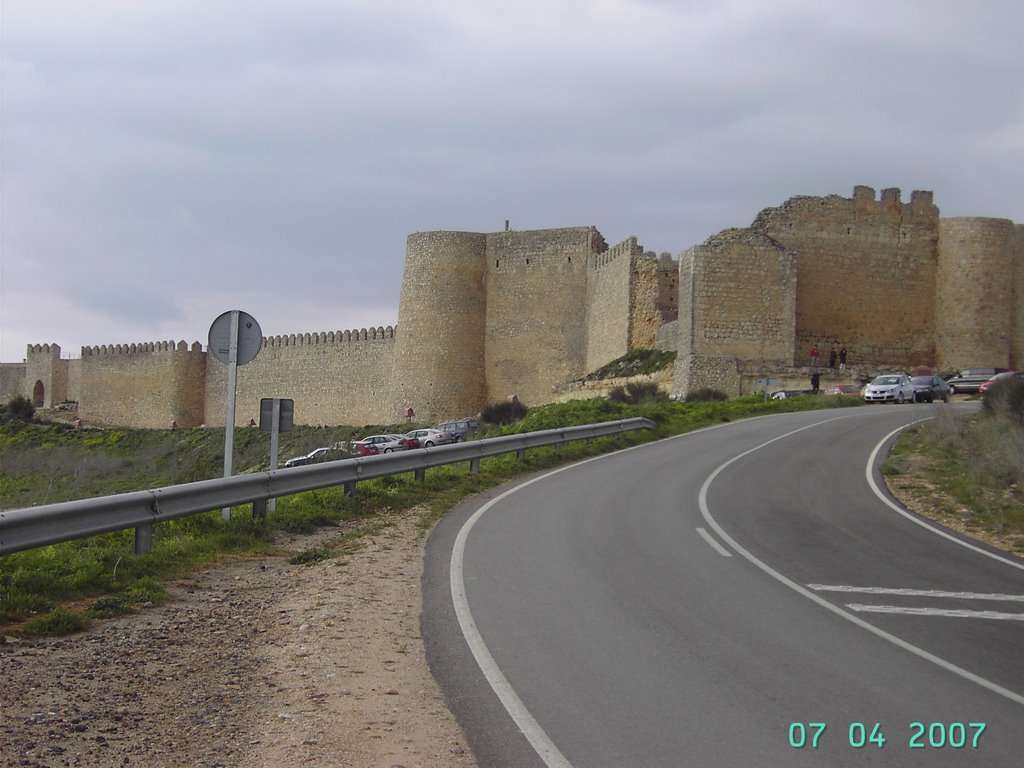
left=909, top=375, right=950, bottom=403
left=945, top=368, right=1009, bottom=394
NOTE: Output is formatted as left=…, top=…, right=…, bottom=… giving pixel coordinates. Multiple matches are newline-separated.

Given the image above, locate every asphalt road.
left=422, top=405, right=1024, bottom=767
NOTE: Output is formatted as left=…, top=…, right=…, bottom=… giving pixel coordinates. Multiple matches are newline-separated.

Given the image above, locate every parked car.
left=283, top=446, right=346, bottom=467
left=770, top=389, right=812, bottom=400
left=945, top=367, right=1009, bottom=394
left=435, top=418, right=480, bottom=442
left=863, top=373, right=915, bottom=404
left=350, top=439, right=379, bottom=456
left=405, top=428, right=455, bottom=448
left=978, top=370, right=1024, bottom=394
left=909, top=375, right=950, bottom=403
left=823, top=384, right=862, bottom=396
left=351, top=434, right=410, bottom=454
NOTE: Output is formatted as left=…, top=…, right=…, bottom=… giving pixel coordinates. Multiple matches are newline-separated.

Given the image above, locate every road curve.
left=423, top=405, right=1024, bottom=767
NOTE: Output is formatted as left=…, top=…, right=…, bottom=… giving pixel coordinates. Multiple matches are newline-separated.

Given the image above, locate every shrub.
left=685, top=387, right=728, bottom=402
left=481, top=399, right=528, bottom=425
left=2, top=395, right=35, bottom=422
left=608, top=382, right=667, bottom=405
left=982, top=381, right=1024, bottom=427
left=21, top=606, right=89, bottom=636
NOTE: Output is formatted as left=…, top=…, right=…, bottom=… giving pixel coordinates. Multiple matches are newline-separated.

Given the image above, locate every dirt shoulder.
left=0, top=510, right=478, bottom=768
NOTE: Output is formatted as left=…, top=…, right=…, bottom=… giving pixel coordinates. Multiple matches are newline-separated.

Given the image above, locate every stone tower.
left=391, top=231, right=489, bottom=420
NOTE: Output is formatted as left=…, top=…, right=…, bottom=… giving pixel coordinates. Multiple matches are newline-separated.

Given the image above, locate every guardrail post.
left=516, top=449, right=526, bottom=462
left=469, top=458, right=480, bottom=474
left=344, top=480, right=356, bottom=497
left=134, top=524, right=153, bottom=554
left=252, top=498, right=267, bottom=519
left=414, top=468, right=425, bottom=482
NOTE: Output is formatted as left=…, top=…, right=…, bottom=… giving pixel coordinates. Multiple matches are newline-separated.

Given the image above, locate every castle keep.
left=4, top=186, right=1020, bottom=428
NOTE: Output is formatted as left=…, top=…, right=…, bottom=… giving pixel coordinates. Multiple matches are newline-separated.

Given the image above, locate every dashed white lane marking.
left=809, top=585, right=1024, bottom=602
left=846, top=604, right=1024, bottom=621
left=698, top=415, right=1024, bottom=707
left=696, top=526, right=732, bottom=556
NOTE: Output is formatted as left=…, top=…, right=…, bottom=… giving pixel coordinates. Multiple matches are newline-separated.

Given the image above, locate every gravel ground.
left=0, top=510, right=478, bottom=768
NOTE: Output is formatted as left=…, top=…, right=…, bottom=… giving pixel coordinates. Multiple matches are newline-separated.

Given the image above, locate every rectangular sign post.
left=259, top=398, right=294, bottom=514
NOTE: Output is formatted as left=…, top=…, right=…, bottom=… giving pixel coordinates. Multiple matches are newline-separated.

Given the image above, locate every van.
left=946, top=368, right=1009, bottom=394
left=435, top=418, right=479, bottom=442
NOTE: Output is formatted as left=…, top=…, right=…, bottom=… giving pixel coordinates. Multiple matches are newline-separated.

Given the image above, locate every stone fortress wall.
left=8, top=185, right=1019, bottom=428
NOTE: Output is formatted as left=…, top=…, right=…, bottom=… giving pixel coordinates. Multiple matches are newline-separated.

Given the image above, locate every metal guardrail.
left=0, top=418, right=655, bottom=556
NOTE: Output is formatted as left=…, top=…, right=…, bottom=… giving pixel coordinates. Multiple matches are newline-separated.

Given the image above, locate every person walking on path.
left=811, top=371, right=821, bottom=393
left=810, top=343, right=820, bottom=368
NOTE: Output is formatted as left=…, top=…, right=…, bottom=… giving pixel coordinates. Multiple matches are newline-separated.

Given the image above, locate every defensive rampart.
left=205, top=328, right=398, bottom=427
left=78, top=341, right=206, bottom=428
left=752, top=186, right=940, bottom=368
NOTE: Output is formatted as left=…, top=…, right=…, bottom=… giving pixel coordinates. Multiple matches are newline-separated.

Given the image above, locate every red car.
left=351, top=439, right=379, bottom=456
left=978, top=371, right=1024, bottom=394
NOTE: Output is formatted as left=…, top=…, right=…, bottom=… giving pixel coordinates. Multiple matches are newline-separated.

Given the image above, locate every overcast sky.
left=2, top=0, right=1021, bottom=362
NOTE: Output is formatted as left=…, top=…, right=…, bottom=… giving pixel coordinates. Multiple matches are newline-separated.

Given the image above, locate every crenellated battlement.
left=263, top=326, right=397, bottom=347
left=81, top=340, right=202, bottom=357
left=592, top=236, right=643, bottom=269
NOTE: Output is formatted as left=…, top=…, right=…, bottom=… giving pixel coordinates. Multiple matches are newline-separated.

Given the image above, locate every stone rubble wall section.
left=752, top=186, right=940, bottom=369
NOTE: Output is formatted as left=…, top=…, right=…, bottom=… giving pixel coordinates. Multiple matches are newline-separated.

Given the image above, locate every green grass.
left=884, top=405, right=1024, bottom=554
left=0, top=392, right=864, bottom=634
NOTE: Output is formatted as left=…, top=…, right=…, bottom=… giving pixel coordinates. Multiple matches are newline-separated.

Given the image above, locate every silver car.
left=404, top=428, right=455, bottom=448
left=863, top=374, right=915, bottom=404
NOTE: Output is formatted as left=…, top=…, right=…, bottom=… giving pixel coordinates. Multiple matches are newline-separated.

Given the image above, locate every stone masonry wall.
left=935, top=217, right=1017, bottom=370
left=585, top=237, right=637, bottom=373
left=0, top=362, right=26, bottom=403
left=672, top=229, right=795, bottom=397
left=629, top=252, right=662, bottom=350
left=391, top=231, right=488, bottom=422
left=484, top=227, right=594, bottom=406
left=204, top=329, right=397, bottom=427
left=79, top=342, right=206, bottom=428
left=753, top=186, right=939, bottom=368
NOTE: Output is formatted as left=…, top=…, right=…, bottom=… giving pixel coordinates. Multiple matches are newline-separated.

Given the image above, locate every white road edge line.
left=448, top=416, right=767, bottom=768
left=846, top=604, right=1024, bottom=621
left=698, top=416, right=1024, bottom=708
left=696, top=526, right=733, bottom=556
left=865, top=423, right=1024, bottom=572
left=810, top=585, right=1024, bottom=602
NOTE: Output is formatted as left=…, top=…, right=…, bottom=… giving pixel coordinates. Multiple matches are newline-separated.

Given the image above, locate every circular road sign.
left=208, top=310, right=263, bottom=365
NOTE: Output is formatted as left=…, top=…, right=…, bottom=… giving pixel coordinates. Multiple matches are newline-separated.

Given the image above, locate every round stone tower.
left=935, top=217, right=1015, bottom=370
left=392, top=231, right=488, bottom=422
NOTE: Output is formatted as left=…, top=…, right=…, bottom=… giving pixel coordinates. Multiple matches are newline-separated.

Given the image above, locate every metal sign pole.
left=222, top=310, right=239, bottom=521
left=268, top=398, right=281, bottom=513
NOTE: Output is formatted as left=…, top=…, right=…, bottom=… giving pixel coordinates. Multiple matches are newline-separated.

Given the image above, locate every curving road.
left=423, top=405, right=1024, bottom=767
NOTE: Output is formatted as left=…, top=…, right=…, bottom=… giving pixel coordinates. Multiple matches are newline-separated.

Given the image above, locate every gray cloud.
left=2, top=0, right=1021, bottom=360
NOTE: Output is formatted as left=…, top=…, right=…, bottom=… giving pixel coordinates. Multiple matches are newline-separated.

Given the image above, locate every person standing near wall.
left=811, top=371, right=821, bottom=393
left=839, top=346, right=847, bottom=370
left=810, top=343, right=820, bottom=367
left=828, top=347, right=837, bottom=369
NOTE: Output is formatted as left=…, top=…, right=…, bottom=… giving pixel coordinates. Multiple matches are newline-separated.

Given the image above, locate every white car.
left=863, top=374, right=915, bottom=404
left=354, top=434, right=410, bottom=454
